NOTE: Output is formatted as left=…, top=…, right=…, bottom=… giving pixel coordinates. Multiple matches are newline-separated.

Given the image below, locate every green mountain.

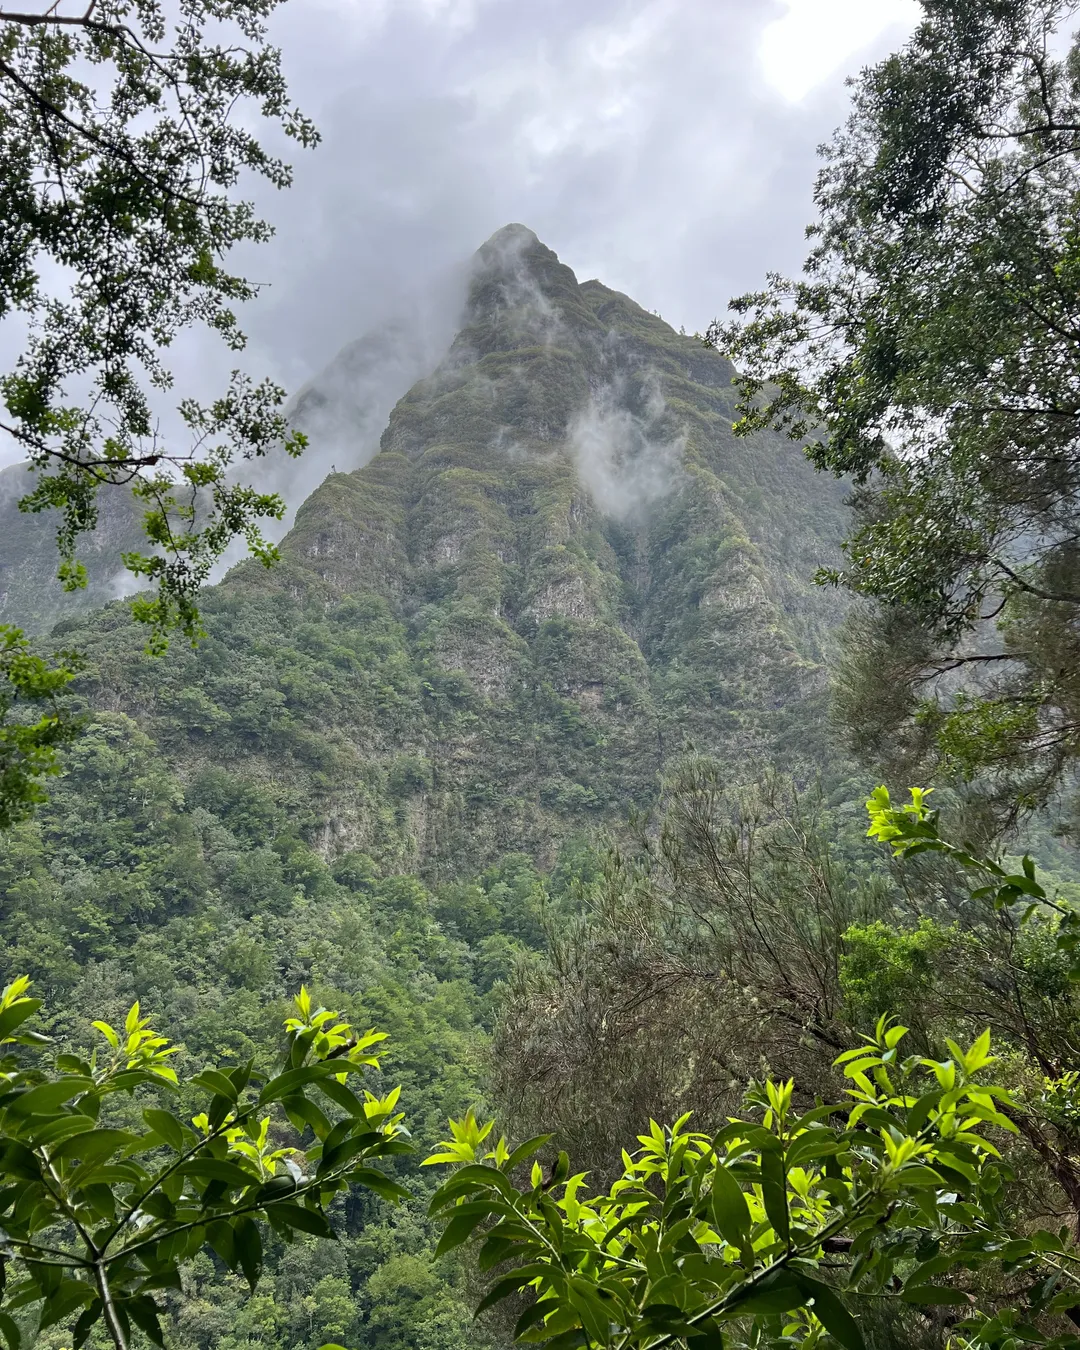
left=0, top=225, right=852, bottom=1350
left=0, top=315, right=436, bottom=636
left=39, top=225, right=848, bottom=878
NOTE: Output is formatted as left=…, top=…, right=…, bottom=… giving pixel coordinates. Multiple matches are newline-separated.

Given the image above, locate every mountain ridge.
left=36, top=224, right=851, bottom=877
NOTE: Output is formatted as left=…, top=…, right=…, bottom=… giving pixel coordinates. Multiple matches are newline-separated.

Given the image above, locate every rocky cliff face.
left=23, top=226, right=851, bottom=875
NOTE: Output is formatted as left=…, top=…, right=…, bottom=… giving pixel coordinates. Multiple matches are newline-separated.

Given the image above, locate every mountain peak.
left=480, top=222, right=541, bottom=250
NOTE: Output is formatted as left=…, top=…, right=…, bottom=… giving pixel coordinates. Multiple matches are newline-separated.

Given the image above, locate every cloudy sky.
left=1, top=0, right=921, bottom=471
left=236, top=0, right=920, bottom=389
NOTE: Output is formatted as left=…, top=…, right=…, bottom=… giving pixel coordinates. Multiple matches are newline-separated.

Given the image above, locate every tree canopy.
left=717, top=0, right=1080, bottom=823
left=0, top=0, right=313, bottom=823
left=0, top=979, right=409, bottom=1350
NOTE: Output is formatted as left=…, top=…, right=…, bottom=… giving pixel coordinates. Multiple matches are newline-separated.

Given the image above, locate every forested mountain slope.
left=0, top=462, right=145, bottom=635
left=37, top=225, right=849, bottom=879
left=0, top=225, right=852, bottom=1350
left=0, top=316, right=437, bottom=637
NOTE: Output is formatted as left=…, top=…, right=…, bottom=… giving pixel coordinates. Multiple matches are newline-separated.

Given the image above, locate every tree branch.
left=0, top=54, right=204, bottom=211
left=0, top=9, right=124, bottom=34
left=992, top=557, right=1080, bottom=606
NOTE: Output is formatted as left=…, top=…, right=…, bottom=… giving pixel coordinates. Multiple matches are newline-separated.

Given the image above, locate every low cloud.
left=569, top=376, right=685, bottom=520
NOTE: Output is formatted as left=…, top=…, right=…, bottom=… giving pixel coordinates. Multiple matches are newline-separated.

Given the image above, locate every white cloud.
left=760, top=0, right=921, bottom=102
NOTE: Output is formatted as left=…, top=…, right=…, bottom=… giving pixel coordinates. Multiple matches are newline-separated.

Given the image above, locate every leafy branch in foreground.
left=714, top=0, right=1080, bottom=816
left=0, top=979, right=411, bottom=1350
left=866, top=784, right=1080, bottom=977
left=0, top=0, right=317, bottom=826
left=0, top=0, right=315, bottom=639
left=427, top=1020, right=1080, bottom=1350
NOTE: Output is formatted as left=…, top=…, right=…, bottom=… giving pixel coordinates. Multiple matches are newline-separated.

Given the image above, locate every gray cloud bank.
left=0, top=0, right=918, bottom=512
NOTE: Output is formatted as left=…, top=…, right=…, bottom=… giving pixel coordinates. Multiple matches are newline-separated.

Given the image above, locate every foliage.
left=0, top=708, right=548, bottom=1350
left=0, top=978, right=410, bottom=1350
left=865, top=784, right=1080, bottom=978
left=490, top=764, right=892, bottom=1170
left=491, top=765, right=1080, bottom=1323
left=716, top=0, right=1080, bottom=821
left=0, top=0, right=316, bottom=825
left=0, top=0, right=314, bottom=635
left=427, top=1021, right=1080, bottom=1349
left=0, top=623, right=80, bottom=828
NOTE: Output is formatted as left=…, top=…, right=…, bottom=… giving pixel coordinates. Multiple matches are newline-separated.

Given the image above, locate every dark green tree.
left=716, top=0, right=1080, bottom=820
left=0, top=0, right=314, bottom=821
left=0, top=624, right=78, bottom=828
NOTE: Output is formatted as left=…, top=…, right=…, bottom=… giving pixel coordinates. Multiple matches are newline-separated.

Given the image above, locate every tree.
left=489, top=767, right=880, bottom=1175
left=0, top=978, right=411, bottom=1350
left=716, top=0, right=1080, bottom=823
left=428, top=1022, right=1080, bottom=1350
left=0, top=0, right=314, bottom=822
left=0, top=624, right=79, bottom=828
left=489, top=766, right=1080, bottom=1333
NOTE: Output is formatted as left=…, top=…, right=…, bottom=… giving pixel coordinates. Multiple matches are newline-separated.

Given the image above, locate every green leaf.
left=125, top=1295, right=165, bottom=1348
left=143, top=1109, right=185, bottom=1152
left=641, top=1303, right=687, bottom=1328
left=8, top=1078, right=93, bottom=1115
left=710, top=1162, right=752, bottom=1247
left=51, top=1128, right=138, bottom=1163
left=318, top=1133, right=382, bottom=1178
left=505, top=1135, right=554, bottom=1172
left=315, top=1076, right=364, bottom=1116
left=567, top=1279, right=612, bottom=1345
left=0, top=1311, right=19, bottom=1350
left=515, top=1296, right=558, bottom=1340
left=72, top=1303, right=100, bottom=1350
left=785, top=1128, right=844, bottom=1167
left=687, top=1319, right=725, bottom=1350
left=270, top=1204, right=336, bottom=1239
left=26, top=1260, right=62, bottom=1298
left=137, top=1267, right=183, bottom=1294
left=907, top=1092, right=942, bottom=1133
left=475, top=1268, right=547, bottom=1314
left=28, top=1115, right=96, bottom=1148
left=258, top=1065, right=324, bottom=1104
left=796, top=1277, right=864, bottom=1350
left=0, top=1000, right=42, bottom=1041
left=56, top=1054, right=92, bottom=1076
left=256, top=1175, right=297, bottom=1204
left=234, top=1215, right=263, bottom=1291
left=191, top=1070, right=239, bottom=1101
left=207, top=1220, right=238, bottom=1270
left=437, top=1163, right=515, bottom=1202
left=900, top=1285, right=972, bottom=1306
left=37, top=1277, right=95, bottom=1331
left=435, top=1203, right=494, bottom=1257
left=282, top=1092, right=332, bottom=1139
left=0, top=1140, right=41, bottom=1180
left=348, top=1165, right=411, bottom=1204
left=176, top=1158, right=257, bottom=1188
left=758, top=1148, right=790, bottom=1245
left=724, top=1271, right=804, bottom=1315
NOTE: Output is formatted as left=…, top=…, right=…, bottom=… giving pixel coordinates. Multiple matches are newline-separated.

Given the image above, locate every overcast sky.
left=0, top=0, right=921, bottom=470
left=241, top=0, right=920, bottom=387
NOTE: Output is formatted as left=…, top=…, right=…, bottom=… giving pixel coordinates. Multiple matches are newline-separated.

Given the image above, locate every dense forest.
left=3, top=3, right=1080, bottom=1350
